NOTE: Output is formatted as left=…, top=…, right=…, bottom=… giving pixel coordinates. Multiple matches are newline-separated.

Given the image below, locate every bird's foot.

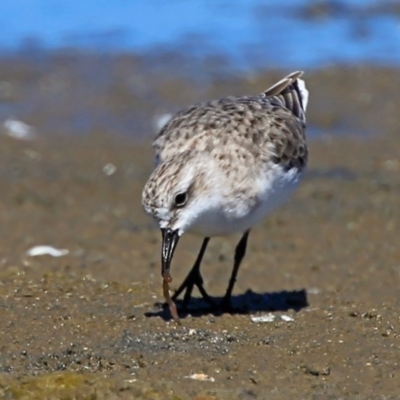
left=171, top=268, right=216, bottom=309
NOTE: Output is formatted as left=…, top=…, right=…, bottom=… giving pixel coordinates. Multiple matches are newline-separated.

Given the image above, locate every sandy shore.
left=0, top=62, right=399, bottom=399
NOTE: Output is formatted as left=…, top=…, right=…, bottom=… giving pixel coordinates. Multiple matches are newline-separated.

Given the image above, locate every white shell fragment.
left=102, top=163, right=117, bottom=176
left=251, top=313, right=276, bottom=323
left=3, top=119, right=35, bottom=140
left=280, top=315, right=295, bottom=322
left=185, top=373, right=215, bottom=382
left=26, top=245, right=69, bottom=257
left=307, top=287, right=321, bottom=295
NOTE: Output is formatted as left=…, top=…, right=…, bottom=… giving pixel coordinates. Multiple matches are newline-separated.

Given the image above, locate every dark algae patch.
left=0, top=373, right=93, bottom=400
left=0, top=372, right=181, bottom=400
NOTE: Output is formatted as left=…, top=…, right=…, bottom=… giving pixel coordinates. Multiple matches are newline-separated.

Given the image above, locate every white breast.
left=188, top=164, right=301, bottom=237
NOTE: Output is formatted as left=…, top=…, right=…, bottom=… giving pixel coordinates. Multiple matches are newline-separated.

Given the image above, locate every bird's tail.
left=263, top=71, right=308, bottom=124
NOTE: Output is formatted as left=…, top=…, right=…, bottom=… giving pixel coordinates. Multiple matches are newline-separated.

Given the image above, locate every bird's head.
left=142, top=151, right=217, bottom=279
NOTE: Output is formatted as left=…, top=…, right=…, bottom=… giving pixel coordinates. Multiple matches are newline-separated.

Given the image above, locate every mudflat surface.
left=0, top=65, right=400, bottom=399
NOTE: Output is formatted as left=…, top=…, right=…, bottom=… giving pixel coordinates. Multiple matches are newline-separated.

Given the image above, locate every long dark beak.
left=161, top=228, right=180, bottom=281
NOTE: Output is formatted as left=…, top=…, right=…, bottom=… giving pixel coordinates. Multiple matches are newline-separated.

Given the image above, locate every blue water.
left=1, top=0, right=400, bottom=69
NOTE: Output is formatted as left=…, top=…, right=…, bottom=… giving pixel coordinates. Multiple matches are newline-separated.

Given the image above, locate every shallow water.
left=2, top=0, right=400, bottom=69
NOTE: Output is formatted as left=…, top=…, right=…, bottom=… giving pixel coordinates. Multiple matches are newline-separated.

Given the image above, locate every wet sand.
left=0, top=62, right=399, bottom=399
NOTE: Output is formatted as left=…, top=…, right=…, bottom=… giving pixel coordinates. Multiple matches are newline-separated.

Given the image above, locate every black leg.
left=172, top=237, right=216, bottom=307
left=220, top=230, right=250, bottom=311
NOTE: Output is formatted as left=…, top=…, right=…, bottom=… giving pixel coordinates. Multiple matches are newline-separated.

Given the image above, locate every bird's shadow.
left=145, top=289, right=308, bottom=322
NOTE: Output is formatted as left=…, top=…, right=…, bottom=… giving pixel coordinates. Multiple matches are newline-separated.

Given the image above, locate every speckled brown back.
left=153, top=72, right=308, bottom=173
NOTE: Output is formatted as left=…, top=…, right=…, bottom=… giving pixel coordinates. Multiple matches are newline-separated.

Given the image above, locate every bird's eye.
left=174, top=192, right=188, bottom=207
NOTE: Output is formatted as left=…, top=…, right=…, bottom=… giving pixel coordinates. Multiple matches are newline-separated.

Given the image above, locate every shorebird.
left=142, top=71, right=308, bottom=322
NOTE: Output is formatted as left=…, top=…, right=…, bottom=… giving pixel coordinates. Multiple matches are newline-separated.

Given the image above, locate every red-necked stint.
left=142, top=71, right=309, bottom=323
